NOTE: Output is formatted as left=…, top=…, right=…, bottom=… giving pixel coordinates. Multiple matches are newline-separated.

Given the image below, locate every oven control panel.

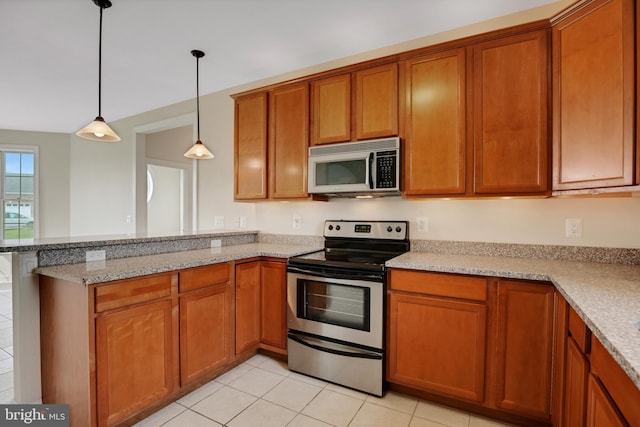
left=324, top=220, right=408, bottom=240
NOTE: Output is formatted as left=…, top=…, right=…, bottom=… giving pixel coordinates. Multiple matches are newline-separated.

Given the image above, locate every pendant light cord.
left=196, top=55, right=200, bottom=141
left=98, top=5, right=103, bottom=118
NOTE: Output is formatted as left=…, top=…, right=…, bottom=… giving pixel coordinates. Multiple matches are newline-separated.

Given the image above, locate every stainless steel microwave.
left=308, top=137, right=400, bottom=197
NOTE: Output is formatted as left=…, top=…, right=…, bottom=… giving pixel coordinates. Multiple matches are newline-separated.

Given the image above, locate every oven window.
left=297, top=279, right=370, bottom=331
left=315, top=159, right=366, bottom=186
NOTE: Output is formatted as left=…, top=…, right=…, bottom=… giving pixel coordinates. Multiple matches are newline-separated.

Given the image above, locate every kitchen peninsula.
left=25, top=232, right=640, bottom=426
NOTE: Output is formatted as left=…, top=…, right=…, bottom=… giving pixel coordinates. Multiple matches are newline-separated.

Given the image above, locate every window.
left=1, top=150, right=36, bottom=240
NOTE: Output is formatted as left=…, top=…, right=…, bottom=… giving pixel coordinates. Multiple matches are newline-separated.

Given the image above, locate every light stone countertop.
left=386, top=252, right=640, bottom=391
left=36, top=243, right=321, bottom=286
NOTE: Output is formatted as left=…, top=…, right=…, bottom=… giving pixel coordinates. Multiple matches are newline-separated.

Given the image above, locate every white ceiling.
left=1, top=0, right=559, bottom=134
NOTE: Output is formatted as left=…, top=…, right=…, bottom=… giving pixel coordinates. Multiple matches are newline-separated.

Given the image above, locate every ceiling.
left=1, top=0, right=560, bottom=134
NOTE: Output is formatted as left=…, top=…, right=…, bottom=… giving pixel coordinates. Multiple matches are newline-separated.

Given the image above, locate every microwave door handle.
left=368, top=152, right=374, bottom=189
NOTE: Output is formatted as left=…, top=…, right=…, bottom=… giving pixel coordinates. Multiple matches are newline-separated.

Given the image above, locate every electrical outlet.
left=239, top=216, right=247, bottom=228
left=86, top=250, right=106, bottom=262
left=214, top=216, right=224, bottom=227
left=417, top=217, right=429, bottom=233
left=565, top=218, right=582, bottom=238
left=293, top=214, right=302, bottom=229
left=233, top=216, right=240, bottom=227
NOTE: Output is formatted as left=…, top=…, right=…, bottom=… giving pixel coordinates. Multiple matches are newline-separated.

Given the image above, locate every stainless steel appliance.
left=287, top=220, right=409, bottom=396
left=307, top=137, right=400, bottom=197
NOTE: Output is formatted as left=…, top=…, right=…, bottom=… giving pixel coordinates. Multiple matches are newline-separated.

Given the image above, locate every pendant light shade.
left=76, top=0, right=120, bottom=142
left=184, top=49, right=214, bottom=159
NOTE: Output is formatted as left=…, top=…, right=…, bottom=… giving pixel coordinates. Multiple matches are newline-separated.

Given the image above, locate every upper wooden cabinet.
left=552, top=0, right=636, bottom=192
left=234, top=92, right=268, bottom=200
left=472, top=30, right=550, bottom=195
left=401, top=48, right=467, bottom=196
left=268, top=83, right=310, bottom=199
left=311, top=63, right=398, bottom=145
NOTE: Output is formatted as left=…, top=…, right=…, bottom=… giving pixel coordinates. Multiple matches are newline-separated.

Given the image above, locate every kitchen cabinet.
left=552, top=0, right=637, bottom=192
left=234, top=92, right=268, bottom=200
left=260, top=259, right=287, bottom=353
left=387, top=270, right=488, bottom=403
left=472, top=30, right=550, bottom=195
left=268, top=83, right=310, bottom=199
left=179, top=264, right=232, bottom=386
left=235, top=260, right=261, bottom=355
left=401, top=48, right=467, bottom=196
left=586, top=374, right=627, bottom=427
left=492, top=279, right=554, bottom=421
left=311, top=63, right=398, bottom=145
left=563, top=306, right=591, bottom=426
left=93, top=274, right=178, bottom=427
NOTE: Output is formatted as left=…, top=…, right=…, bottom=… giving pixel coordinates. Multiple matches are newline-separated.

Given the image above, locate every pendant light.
left=184, top=50, right=214, bottom=159
left=76, top=0, right=121, bottom=142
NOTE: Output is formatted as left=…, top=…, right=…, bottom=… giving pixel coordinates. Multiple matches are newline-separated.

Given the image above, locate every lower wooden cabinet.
left=96, top=299, right=177, bottom=426
left=235, top=260, right=262, bottom=355
left=492, top=280, right=555, bottom=420
left=260, top=260, right=287, bottom=352
left=586, top=375, right=627, bottom=427
left=564, top=336, right=590, bottom=426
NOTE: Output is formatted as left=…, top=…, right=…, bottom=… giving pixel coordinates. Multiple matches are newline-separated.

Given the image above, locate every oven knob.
left=396, top=226, right=402, bottom=233
left=387, top=226, right=393, bottom=232
left=328, top=225, right=333, bottom=231
left=336, top=225, right=341, bottom=231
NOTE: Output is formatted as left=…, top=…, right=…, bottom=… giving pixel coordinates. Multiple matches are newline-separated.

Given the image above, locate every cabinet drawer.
left=95, top=273, right=174, bottom=313
left=568, top=306, right=591, bottom=354
left=389, top=269, right=487, bottom=301
left=179, top=263, right=231, bottom=293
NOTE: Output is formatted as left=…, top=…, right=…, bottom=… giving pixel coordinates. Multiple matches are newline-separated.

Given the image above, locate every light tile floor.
left=0, top=282, right=13, bottom=404
left=135, top=354, right=520, bottom=427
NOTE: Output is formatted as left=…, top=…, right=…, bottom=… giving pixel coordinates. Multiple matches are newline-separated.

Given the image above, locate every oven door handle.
left=288, top=332, right=382, bottom=360
left=287, top=266, right=382, bottom=282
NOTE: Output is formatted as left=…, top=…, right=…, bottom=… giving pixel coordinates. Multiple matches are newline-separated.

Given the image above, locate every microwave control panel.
left=375, top=150, right=397, bottom=189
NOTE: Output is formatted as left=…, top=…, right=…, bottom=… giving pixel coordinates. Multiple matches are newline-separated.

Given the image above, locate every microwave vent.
left=309, top=137, right=400, bottom=157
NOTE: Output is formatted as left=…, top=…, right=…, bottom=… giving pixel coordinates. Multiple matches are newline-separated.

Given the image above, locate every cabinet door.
left=401, top=49, right=466, bottom=195
left=260, top=261, right=287, bottom=351
left=235, top=261, right=261, bottom=354
left=586, top=375, right=628, bottom=427
left=180, top=284, right=231, bottom=386
left=311, top=74, right=351, bottom=145
left=553, top=0, right=635, bottom=190
left=564, top=337, right=589, bottom=426
left=493, top=280, right=554, bottom=420
left=387, top=292, right=487, bottom=402
left=268, top=83, right=310, bottom=199
left=96, top=300, right=176, bottom=426
left=473, top=30, right=549, bottom=195
left=355, top=63, right=398, bottom=140
left=235, top=92, right=268, bottom=200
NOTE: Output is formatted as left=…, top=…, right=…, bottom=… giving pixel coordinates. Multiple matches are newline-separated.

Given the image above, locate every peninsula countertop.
left=35, top=242, right=321, bottom=285
left=386, top=251, right=640, bottom=391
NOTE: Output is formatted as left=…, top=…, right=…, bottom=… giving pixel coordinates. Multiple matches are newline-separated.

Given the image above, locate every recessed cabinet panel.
left=553, top=0, right=635, bottom=190
left=355, top=63, right=398, bottom=140
left=401, top=49, right=466, bottom=195
left=235, top=93, right=268, bottom=200
left=312, top=74, right=351, bottom=145
left=268, top=83, right=309, bottom=199
left=473, top=30, right=549, bottom=195
left=235, top=261, right=261, bottom=354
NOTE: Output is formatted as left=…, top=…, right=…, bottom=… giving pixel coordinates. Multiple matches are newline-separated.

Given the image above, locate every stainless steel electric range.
left=286, top=220, right=410, bottom=396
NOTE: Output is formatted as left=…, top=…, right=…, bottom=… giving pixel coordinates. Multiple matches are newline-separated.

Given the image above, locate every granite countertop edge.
left=387, top=252, right=640, bottom=391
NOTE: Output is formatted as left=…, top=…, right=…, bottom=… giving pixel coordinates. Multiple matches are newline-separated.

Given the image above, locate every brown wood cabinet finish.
left=96, top=298, right=177, bottom=426
left=235, top=260, right=261, bottom=354
left=268, top=83, right=310, bottom=199
left=553, top=0, right=636, bottom=191
left=586, top=375, right=628, bottom=427
left=473, top=30, right=550, bottom=195
left=179, top=276, right=231, bottom=386
left=234, top=92, right=268, bottom=200
left=564, top=337, right=590, bottom=426
left=311, top=74, right=351, bottom=145
left=260, top=260, right=287, bottom=352
left=388, top=293, right=487, bottom=402
left=492, top=280, right=554, bottom=420
left=401, top=48, right=467, bottom=196
left=355, top=63, right=398, bottom=140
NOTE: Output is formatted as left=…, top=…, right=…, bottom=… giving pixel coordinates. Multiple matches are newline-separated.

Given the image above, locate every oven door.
left=287, top=270, right=383, bottom=349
